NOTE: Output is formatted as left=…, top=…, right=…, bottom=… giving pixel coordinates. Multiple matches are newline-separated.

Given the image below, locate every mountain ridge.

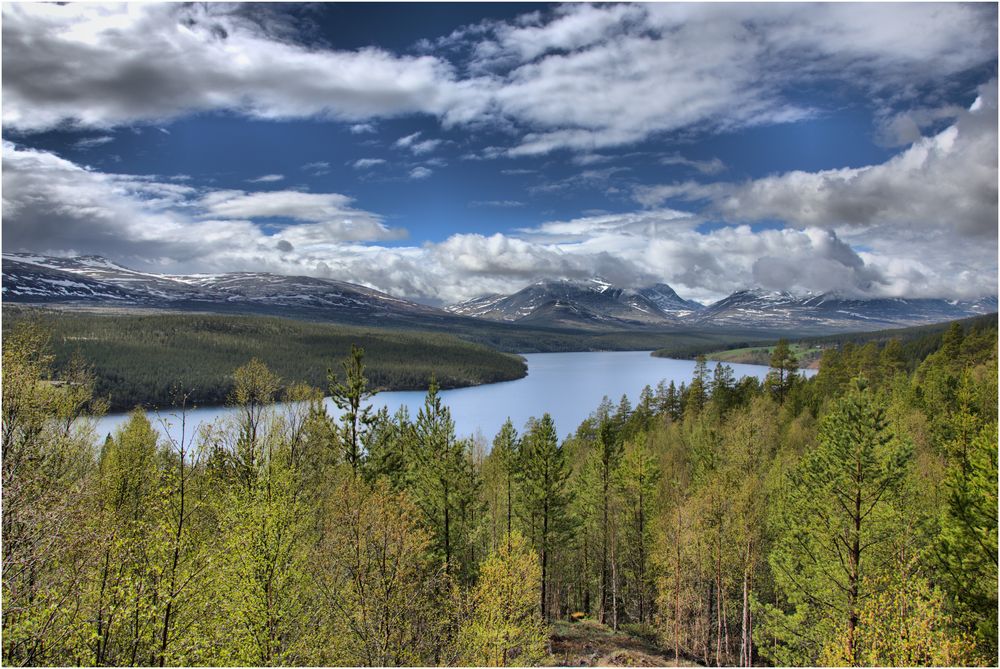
left=3, top=253, right=995, bottom=334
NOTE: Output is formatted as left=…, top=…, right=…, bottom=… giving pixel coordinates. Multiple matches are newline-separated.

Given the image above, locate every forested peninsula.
left=1, top=309, right=527, bottom=411
left=3, top=316, right=996, bottom=666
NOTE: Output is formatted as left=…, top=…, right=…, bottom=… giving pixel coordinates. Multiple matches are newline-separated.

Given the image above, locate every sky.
left=2, top=2, right=997, bottom=306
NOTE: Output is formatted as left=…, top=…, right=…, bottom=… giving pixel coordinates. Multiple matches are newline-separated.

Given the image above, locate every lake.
left=92, top=350, right=813, bottom=445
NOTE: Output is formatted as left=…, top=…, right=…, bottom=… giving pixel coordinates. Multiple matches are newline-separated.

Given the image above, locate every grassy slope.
left=698, top=342, right=824, bottom=367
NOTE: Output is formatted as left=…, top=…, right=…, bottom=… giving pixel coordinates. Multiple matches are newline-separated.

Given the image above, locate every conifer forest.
left=2, top=317, right=996, bottom=667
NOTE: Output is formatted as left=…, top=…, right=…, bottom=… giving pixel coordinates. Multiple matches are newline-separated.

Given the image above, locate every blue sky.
left=2, top=3, right=997, bottom=304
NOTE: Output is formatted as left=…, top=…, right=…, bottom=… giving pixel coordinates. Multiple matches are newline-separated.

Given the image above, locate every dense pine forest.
left=1, top=308, right=528, bottom=411
left=2, top=315, right=996, bottom=666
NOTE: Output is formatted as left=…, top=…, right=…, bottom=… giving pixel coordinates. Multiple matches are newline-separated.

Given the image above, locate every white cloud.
left=351, top=158, right=387, bottom=170
left=394, top=131, right=442, bottom=155
left=3, top=141, right=995, bottom=304
left=641, top=81, right=998, bottom=241
left=350, top=123, right=376, bottom=134
left=5, top=3, right=993, bottom=157
left=72, top=135, right=114, bottom=150
left=660, top=153, right=726, bottom=175
left=408, top=166, right=433, bottom=180
left=395, top=132, right=422, bottom=149
left=1, top=3, right=484, bottom=132
left=302, top=161, right=330, bottom=175
left=247, top=174, right=284, bottom=183
left=198, top=189, right=404, bottom=242
left=470, top=200, right=525, bottom=208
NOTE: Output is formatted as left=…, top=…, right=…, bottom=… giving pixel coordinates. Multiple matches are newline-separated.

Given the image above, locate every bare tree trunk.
left=583, top=525, right=591, bottom=614
left=674, top=506, right=681, bottom=667
left=740, top=538, right=753, bottom=667
left=611, top=523, right=619, bottom=631
left=716, top=527, right=723, bottom=667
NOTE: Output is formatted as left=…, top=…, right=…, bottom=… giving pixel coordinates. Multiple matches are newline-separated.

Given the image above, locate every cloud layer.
left=5, top=133, right=995, bottom=304
left=2, top=4, right=996, bottom=305
left=4, top=3, right=996, bottom=155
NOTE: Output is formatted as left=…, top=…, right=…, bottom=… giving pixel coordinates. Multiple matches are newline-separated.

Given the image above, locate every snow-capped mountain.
left=445, top=278, right=698, bottom=327
left=635, top=283, right=705, bottom=318
left=4, top=254, right=995, bottom=334
left=693, top=288, right=997, bottom=331
left=2, top=253, right=445, bottom=323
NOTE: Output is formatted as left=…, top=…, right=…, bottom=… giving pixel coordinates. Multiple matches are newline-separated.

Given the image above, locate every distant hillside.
left=653, top=313, right=999, bottom=370
left=2, top=307, right=528, bottom=412
left=5, top=253, right=994, bottom=336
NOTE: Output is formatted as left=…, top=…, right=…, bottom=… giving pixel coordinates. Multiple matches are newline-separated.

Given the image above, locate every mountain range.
left=3, top=253, right=995, bottom=334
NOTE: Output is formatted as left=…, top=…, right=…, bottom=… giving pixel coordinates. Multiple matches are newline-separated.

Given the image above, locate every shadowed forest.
left=2, top=317, right=996, bottom=666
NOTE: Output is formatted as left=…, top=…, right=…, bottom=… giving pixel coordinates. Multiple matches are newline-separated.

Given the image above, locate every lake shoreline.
left=93, top=351, right=813, bottom=445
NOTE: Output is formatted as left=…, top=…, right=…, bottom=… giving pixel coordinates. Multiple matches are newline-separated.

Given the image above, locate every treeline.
left=2, top=318, right=996, bottom=666
left=653, top=312, right=998, bottom=368
left=1, top=309, right=527, bottom=411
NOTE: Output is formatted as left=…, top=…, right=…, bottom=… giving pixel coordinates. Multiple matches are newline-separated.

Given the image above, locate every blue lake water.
left=92, top=351, right=813, bottom=445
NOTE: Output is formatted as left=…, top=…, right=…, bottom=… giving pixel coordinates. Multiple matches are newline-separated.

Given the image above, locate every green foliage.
left=2, top=314, right=996, bottom=667
left=766, top=379, right=911, bottom=663
left=2, top=309, right=527, bottom=411
left=328, top=344, right=376, bottom=473
left=820, top=574, right=978, bottom=666
left=764, top=339, right=799, bottom=403
left=458, top=532, right=548, bottom=666
left=519, top=414, right=571, bottom=620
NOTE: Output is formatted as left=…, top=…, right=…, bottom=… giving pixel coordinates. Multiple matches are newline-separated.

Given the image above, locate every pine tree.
left=765, top=340, right=798, bottom=403
left=767, top=378, right=911, bottom=664
left=687, top=356, right=710, bottom=415
left=412, top=379, right=467, bottom=576
left=492, top=419, right=521, bottom=551
left=935, top=373, right=998, bottom=657
left=595, top=412, right=623, bottom=625
left=615, top=439, right=660, bottom=624
left=520, top=414, right=570, bottom=620
left=328, top=345, right=376, bottom=475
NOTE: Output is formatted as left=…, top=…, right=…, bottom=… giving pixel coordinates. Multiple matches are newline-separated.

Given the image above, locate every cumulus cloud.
left=3, top=141, right=994, bottom=304
left=2, top=143, right=404, bottom=270
left=1, top=3, right=486, bottom=132
left=639, top=81, right=998, bottom=241
left=198, top=189, right=405, bottom=242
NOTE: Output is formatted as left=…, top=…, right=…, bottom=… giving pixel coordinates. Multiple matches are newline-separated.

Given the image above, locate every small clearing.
left=548, top=619, right=699, bottom=667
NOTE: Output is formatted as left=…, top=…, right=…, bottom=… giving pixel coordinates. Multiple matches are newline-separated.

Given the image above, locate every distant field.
left=700, top=343, right=824, bottom=367
left=652, top=313, right=998, bottom=370
left=3, top=307, right=529, bottom=411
